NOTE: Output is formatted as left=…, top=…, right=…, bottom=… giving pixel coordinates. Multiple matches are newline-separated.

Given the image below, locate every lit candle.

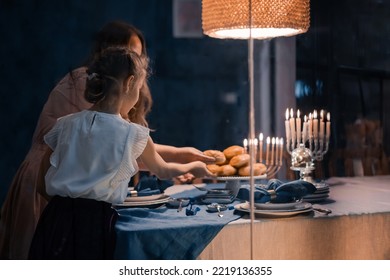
left=265, top=136, right=270, bottom=165
left=279, top=137, right=284, bottom=165
left=319, top=110, right=325, bottom=142
left=308, top=113, right=313, bottom=140
left=289, top=109, right=296, bottom=147
left=326, top=112, right=331, bottom=141
left=285, top=109, right=290, bottom=144
left=275, top=137, right=279, bottom=165
left=302, top=115, right=308, bottom=144
left=313, top=110, right=318, bottom=139
left=258, top=133, right=263, bottom=163
left=271, top=137, right=275, bottom=165
left=296, top=109, right=301, bottom=145
left=253, top=138, right=258, bottom=162
left=243, top=138, right=248, bottom=153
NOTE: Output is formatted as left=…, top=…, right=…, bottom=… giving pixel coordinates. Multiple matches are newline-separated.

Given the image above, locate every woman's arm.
left=37, top=146, right=53, bottom=201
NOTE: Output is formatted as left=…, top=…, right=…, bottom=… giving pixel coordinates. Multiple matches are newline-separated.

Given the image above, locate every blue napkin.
left=236, top=185, right=271, bottom=203
left=236, top=179, right=317, bottom=204
left=266, top=179, right=317, bottom=203
left=135, top=175, right=174, bottom=194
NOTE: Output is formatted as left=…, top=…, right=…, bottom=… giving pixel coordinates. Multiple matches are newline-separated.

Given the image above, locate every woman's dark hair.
left=88, top=20, right=147, bottom=63
left=85, top=47, right=148, bottom=104
left=83, top=20, right=152, bottom=127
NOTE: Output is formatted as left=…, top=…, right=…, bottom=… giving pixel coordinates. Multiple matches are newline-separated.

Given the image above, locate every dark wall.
left=0, top=0, right=249, bottom=205
left=1, top=0, right=389, bottom=205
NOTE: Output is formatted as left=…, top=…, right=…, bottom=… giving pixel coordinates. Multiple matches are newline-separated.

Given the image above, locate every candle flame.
left=320, top=110, right=324, bottom=119
left=280, top=137, right=284, bottom=145
left=259, top=132, right=263, bottom=141
left=297, top=109, right=300, bottom=118
left=275, top=137, right=279, bottom=144
left=290, top=108, right=294, bottom=118
left=313, top=110, right=318, bottom=119
left=304, top=115, right=307, bottom=122
left=266, top=137, right=271, bottom=144
left=253, top=138, right=258, bottom=145
left=271, top=137, right=275, bottom=144
left=285, top=109, right=289, bottom=120
left=327, top=112, right=330, bottom=121
left=243, top=138, right=248, bottom=146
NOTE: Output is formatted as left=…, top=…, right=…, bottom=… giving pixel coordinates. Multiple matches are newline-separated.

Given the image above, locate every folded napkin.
left=236, top=186, right=271, bottom=203
left=134, top=175, right=174, bottom=195
left=266, top=179, right=317, bottom=203
left=236, top=179, right=317, bottom=204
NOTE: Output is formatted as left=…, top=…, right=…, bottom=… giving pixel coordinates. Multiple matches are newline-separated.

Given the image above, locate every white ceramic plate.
left=253, top=201, right=302, bottom=210
left=124, top=193, right=165, bottom=202
left=235, top=202, right=313, bottom=218
left=114, top=195, right=171, bottom=207
left=303, top=195, right=329, bottom=203
left=303, top=193, right=330, bottom=199
left=216, top=175, right=267, bottom=181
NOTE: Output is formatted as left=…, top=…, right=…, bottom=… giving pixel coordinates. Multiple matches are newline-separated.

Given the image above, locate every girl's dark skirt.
left=28, top=195, right=118, bottom=260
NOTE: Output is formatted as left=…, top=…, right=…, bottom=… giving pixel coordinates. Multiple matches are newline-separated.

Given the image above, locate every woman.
left=0, top=20, right=214, bottom=259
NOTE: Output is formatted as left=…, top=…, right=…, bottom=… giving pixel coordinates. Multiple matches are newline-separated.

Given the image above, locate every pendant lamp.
left=202, top=0, right=310, bottom=39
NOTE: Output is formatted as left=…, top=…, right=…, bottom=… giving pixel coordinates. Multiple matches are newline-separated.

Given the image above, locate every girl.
left=28, top=47, right=213, bottom=259
left=0, top=21, right=213, bottom=260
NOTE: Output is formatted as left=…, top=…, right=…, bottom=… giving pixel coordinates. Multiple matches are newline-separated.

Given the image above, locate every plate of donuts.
left=204, top=145, right=267, bottom=178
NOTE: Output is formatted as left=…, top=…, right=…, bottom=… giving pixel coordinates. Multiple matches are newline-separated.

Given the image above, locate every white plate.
left=235, top=202, right=313, bottom=218
left=303, top=195, right=329, bottom=203
left=254, top=201, right=302, bottom=210
left=216, top=175, right=267, bottom=181
left=114, top=195, right=171, bottom=207
left=303, top=193, right=329, bottom=199
left=124, top=193, right=165, bottom=202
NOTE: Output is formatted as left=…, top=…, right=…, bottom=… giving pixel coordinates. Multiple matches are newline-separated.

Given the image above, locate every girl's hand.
left=189, top=161, right=215, bottom=178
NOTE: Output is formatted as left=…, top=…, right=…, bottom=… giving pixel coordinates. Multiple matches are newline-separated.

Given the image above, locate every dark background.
left=1, top=0, right=389, bottom=206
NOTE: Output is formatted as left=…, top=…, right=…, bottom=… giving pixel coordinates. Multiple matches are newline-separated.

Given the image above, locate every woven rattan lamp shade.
left=202, top=0, right=310, bottom=39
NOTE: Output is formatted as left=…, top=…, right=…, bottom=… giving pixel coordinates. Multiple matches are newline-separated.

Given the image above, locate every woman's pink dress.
left=0, top=67, right=92, bottom=259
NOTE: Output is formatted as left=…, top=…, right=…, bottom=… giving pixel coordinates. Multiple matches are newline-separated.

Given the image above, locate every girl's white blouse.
left=44, top=110, right=149, bottom=204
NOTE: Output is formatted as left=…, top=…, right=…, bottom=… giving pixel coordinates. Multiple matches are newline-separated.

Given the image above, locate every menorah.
left=284, top=108, right=331, bottom=182
left=244, top=133, right=284, bottom=179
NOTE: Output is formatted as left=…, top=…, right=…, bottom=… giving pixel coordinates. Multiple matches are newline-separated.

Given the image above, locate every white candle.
left=308, top=113, right=313, bottom=140
left=243, top=138, right=248, bottom=153
left=313, top=110, right=318, bottom=139
left=285, top=109, right=290, bottom=144
left=266, top=136, right=270, bottom=165
left=289, top=109, right=296, bottom=147
left=259, top=133, right=263, bottom=163
left=326, top=112, right=331, bottom=141
left=319, top=110, right=325, bottom=142
left=302, top=115, right=308, bottom=144
left=279, top=138, right=284, bottom=165
left=296, top=109, right=301, bottom=145
left=253, top=138, right=258, bottom=163
left=271, top=137, right=275, bottom=165
left=275, top=138, right=279, bottom=165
